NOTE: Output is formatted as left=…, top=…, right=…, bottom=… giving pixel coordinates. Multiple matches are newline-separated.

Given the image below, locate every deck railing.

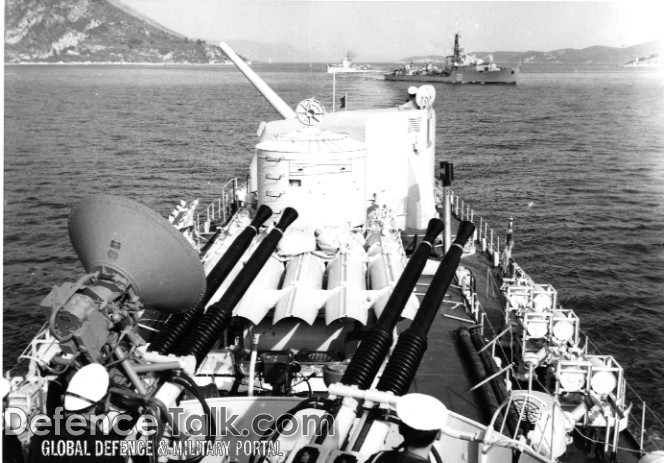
left=585, top=336, right=664, bottom=453
left=448, top=190, right=664, bottom=455
left=195, top=178, right=245, bottom=236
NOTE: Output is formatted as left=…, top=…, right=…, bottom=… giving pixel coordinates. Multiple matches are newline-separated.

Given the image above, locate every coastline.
left=618, top=63, right=664, bottom=68
left=4, top=61, right=239, bottom=66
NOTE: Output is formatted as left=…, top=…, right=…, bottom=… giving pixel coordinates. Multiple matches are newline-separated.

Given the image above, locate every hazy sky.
left=121, top=1, right=663, bottom=62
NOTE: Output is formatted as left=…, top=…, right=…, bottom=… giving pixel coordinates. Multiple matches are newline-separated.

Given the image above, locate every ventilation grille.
left=407, top=118, right=422, bottom=133
left=512, top=396, right=544, bottom=423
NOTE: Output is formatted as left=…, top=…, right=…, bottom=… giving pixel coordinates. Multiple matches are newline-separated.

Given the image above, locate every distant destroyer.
left=385, top=33, right=519, bottom=85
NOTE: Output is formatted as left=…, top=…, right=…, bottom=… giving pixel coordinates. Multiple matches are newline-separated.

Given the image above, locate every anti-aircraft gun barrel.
left=346, top=221, right=475, bottom=457
left=317, top=220, right=460, bottom=450
left=219, top=42, right=296, bottom=119
left=148, top=205, right=273, bottom=355
left=340, top=218, right=444, bottom=389
left=180, top=207, right=299, bottom=365
left=375, top=220, right=476, bottom=395
left=203, top=205, right=274, bottom=301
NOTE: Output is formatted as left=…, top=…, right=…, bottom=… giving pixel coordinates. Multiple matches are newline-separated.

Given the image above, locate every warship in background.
left=3, top=42, right=663, bottom=463
left=385, top=33, right=519, bottom=85
left=327, top=54, right=381, bottom=74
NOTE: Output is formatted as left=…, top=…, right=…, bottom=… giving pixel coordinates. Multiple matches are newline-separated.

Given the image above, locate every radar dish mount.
left=295, top=98, right=325, bottom=127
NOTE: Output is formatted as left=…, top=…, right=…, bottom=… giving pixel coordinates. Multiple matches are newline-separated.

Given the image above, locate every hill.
left=4, top=0, right=662, bottom=66
left=4, top=0, right=249, bottom=64
left=403, top=40, right=664, bottom=66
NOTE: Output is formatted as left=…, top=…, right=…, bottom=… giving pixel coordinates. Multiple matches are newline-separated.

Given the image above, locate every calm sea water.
left=4, top=64, right=664, bottom=419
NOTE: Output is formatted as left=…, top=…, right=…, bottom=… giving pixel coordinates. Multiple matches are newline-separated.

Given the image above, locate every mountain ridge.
left=4, top=0, right=662, bottom=66
left=4, top=0, right=248, bottom=64
left=401, top=40, right=664, bottom=66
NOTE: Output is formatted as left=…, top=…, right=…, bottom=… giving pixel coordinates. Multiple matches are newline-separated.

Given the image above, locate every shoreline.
left=4, top=61, right=240, bottom=66
left=5, top=62, right=664, bottom=73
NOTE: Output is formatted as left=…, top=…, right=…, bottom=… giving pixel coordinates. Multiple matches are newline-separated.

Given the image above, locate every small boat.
left=327, top=54, right=380, bottom=74
left=385, top=33, right=520, bottom=85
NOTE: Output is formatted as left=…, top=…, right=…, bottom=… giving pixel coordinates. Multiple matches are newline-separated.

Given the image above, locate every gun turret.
left=307, top=221, right=474, bottom=457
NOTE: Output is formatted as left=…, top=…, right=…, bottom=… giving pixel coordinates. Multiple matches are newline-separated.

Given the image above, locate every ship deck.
left=400, top=220, right=642, bottom=463
left=400, top=223, right=506, bottom=424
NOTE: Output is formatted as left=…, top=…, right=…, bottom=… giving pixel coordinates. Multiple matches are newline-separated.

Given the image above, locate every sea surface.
left=4, top=64, right=664, bottom=426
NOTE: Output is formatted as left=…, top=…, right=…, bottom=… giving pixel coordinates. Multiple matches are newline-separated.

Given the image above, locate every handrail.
left=195, top=178, right=246, bottom=236
left=448, top=190, right=664, bottom=454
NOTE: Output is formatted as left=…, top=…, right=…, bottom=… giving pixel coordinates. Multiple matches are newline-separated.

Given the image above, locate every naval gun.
left=221, top=41, right=438, bottom=232
left=350, top=221, right=476, bottom=457
left=254, top=221, right=476, bottom=463
left=147, top=204, right=274, bottom=355
left=147, top=206, right=300, bottom=420
left=339, top=217, right=444, bottom=390
left=219, top=42, right=296, bottom=119
left=248, top=218, right=445, bottom=463
left=335, top=221, right=476, bottom=453
left=178, top=206, right=299, bottom=365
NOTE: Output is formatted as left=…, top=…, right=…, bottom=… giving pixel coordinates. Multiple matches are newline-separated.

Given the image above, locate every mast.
left=453, top=33, right=461, bottom=61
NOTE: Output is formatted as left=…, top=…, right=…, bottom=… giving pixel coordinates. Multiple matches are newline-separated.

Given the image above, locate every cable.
left=141, top=371, right=216, bottom=463
left=431, top=446, right=444, bottom=463
left=166, top=372, right=217, bottom=444
left=572, top=426, right=643, bottom=456
left=104, top=345, right=137, bottom=368
left=108, top=384, right=169, bottom=463
left=249, top=397, right=337, bottom=463
left=286, top=372, right=314, bottom=398
left=101, top=327, right=132, bottom=363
